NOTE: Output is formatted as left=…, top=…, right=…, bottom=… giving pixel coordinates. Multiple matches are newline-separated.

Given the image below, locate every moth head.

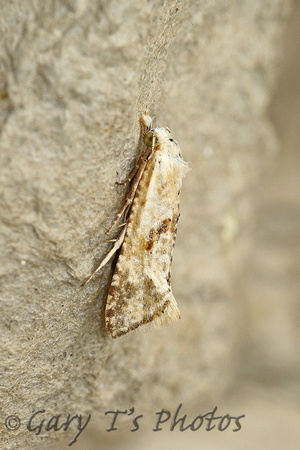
left=143, top=124, right=181, bottom=157
left=152, top=126, right=173, bottom=144
left=154, top=127, right=182, bottom=158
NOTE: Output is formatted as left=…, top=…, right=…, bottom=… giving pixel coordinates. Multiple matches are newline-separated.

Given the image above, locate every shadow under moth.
left=82, top=114, right=189, bottom=338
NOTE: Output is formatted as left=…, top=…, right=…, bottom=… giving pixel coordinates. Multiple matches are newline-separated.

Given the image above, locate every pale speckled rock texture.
left=0, top=0, right=292, bottom=448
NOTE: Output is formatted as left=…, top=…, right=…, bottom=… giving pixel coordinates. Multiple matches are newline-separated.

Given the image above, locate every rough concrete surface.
left=0, top=0, right=298, bottom=449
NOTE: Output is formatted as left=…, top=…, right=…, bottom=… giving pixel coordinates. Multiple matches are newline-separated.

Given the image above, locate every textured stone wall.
left=0, top=0, right=291, bottom=448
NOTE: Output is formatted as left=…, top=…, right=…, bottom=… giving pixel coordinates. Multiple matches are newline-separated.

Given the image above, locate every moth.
left=83, top=114, right=189, bottom=338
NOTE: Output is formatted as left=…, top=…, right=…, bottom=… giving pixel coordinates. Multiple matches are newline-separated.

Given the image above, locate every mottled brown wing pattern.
left=105, top=135, right=188, bottom=338
left=82, top=115, right=189, bottom=338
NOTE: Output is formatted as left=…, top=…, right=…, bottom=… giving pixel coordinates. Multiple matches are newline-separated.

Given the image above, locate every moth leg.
left=116, top=113, right=153, bottom=186
left=117, top=222, right=127, bottom=228
left=81, top=227, right=126, bottom=286
left=105, top=195, right=133, bottom=234
left=116, top=145, right=152, bottom=185
left=105, top=146, right=152, bottom=234
left=115, top=155, right=142, bottom=186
